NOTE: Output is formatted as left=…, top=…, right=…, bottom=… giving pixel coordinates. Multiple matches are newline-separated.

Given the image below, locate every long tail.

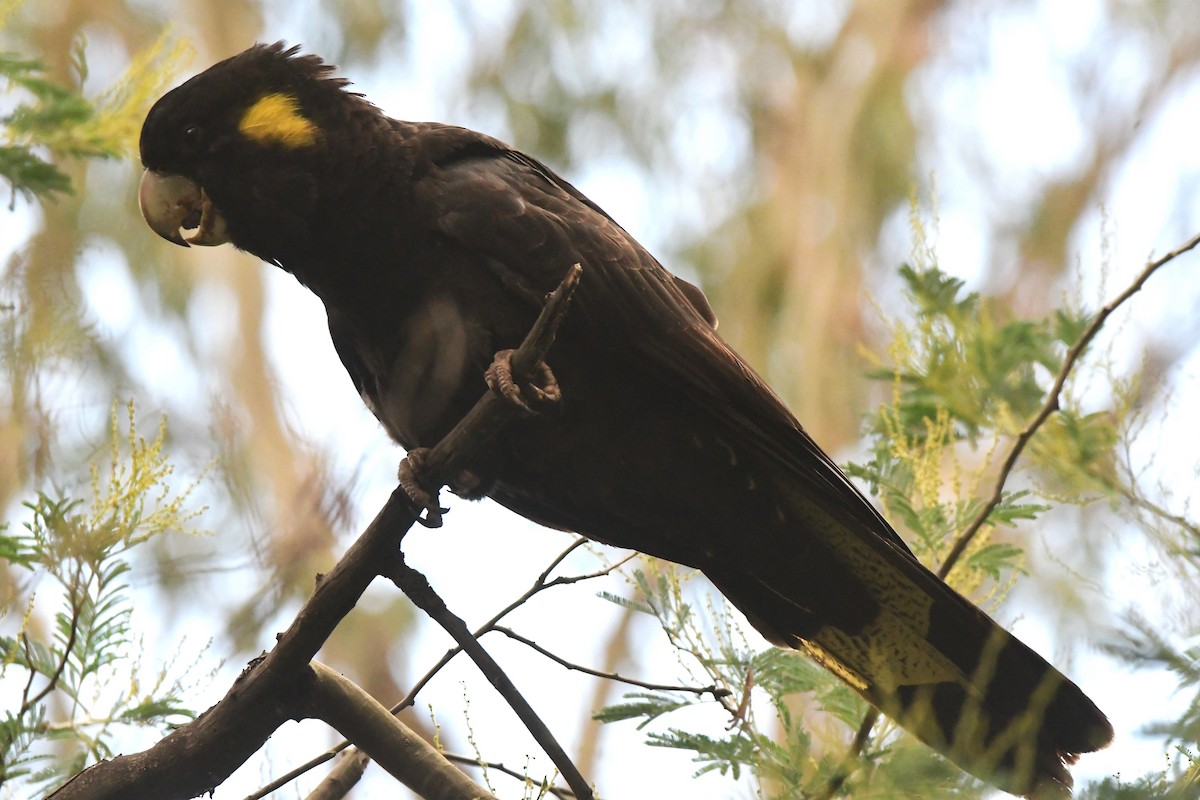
left=708, top=537, right=1113, bottom=797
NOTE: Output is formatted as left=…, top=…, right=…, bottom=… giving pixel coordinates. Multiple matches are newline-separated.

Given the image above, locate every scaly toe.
left=397, top=448, right=448, bottom=528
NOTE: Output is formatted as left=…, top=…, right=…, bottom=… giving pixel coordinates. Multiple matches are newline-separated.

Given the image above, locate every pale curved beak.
left=138, top=169, right=230, bottom=247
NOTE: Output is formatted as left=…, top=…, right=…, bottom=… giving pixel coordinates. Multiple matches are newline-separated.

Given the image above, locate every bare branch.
left=382, top=264, right=595, bottom=799
left=303, top=661, right=497, bottom=800
left=48, top=489, right=420, bottom=800
left=302, top=750, right=369, bottom=800
left=417, top=263, right=583, bottom=494
left=938, top=230, right=1200, bottom=579
left=247, top=538, right=629, bottom=799
left=383, top=555, right=594, bottom=800
left=493, top=625, right=731, bottom=700
left=51, top=265, right=587, bottom=800
left=443, top=752, right=577, bottom=799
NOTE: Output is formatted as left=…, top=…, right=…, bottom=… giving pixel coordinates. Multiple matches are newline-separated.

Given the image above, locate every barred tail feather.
left=803, top=624, right=1112, bottom=795
left=710, top=560, right=1113, bottom=797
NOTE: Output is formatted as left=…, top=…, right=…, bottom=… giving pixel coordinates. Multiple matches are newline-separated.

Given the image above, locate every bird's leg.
left=398, top=449, right=494, bottom=524
left=485, top=349, right=561, bottom=415
left=447, top=470, right=492, bottom=501
left=398, top=350, right=561, bottom=525
left=397, top=448, right=449, bottom=528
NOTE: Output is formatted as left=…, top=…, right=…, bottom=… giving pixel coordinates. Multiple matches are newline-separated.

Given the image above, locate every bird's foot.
left=485, top=349, right=561, bottom=415
left=397, top=448, right=449, bottom=528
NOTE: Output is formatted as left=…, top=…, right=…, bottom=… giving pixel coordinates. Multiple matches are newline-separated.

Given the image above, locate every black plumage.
left=138, top=43, right=1112, bottom=795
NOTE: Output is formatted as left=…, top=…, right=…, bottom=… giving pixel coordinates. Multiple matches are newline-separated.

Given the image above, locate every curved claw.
left=398, top=449, right=448, bottom=528
left=485, top=349, right=561, bottom=415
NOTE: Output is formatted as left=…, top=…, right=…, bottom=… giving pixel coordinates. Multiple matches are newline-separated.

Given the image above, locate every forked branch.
left=49, top=264, right=589, bottom=800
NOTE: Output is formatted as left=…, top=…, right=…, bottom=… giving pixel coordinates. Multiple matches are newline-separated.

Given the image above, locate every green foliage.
left=593, top=691, right=695, bottom=729
left=0, top=404, right=204, bottom=795
left=595, top=564, right=981, bottom=798
left=0, top=31, right=187, bottom=202
left=0, top=24, right=203, bottom=798
left=850, top=212, right=1120, bottom=595
left=593, top=206, right=1196, bottom=798
left=866, top=262, right=1071, bottom=440
left=595, top=567, right=829, bottom=794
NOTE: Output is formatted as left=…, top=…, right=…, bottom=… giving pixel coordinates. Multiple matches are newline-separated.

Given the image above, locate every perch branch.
left=50, top=264, right=586, bottom=800
left=245, top=536, right=624, bottom=800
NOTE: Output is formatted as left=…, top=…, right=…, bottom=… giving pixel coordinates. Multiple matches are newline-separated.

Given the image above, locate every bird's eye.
left=182, top=125, right=203, bottom=148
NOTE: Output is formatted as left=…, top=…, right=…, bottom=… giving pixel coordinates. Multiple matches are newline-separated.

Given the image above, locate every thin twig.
left=384, top=555, right=594, bottom=800
left=634, top=589, right=743, bottom=718
left=542, top=551, right=640, bottom=589
left=1121, top=486, right=1200, bottom=540
left=400, top=545, right=637, bottom=713
left=442, top=752, right=576, bottom=799
left=536, top=537, right=592, bottom=583
left=820, top=230, right=1200, bottom=800
left=302, top=750, right=369, bottom=800
left=23, top=591, right=82, bottom=716
left=244, top=539, right=631, bottom=800
left=938, top=230, right=1200, bottom=579
left=493, top=626, right=732, bottom=700
left=813, top=708, right=877, bottom=800
left=18, top=634, right=38, bottom=713
left=247, top=752, right=339, bottom=800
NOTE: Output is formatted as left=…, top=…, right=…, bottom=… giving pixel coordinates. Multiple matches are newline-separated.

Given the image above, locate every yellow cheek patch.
left=238, top=93, right=319, bottom=148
